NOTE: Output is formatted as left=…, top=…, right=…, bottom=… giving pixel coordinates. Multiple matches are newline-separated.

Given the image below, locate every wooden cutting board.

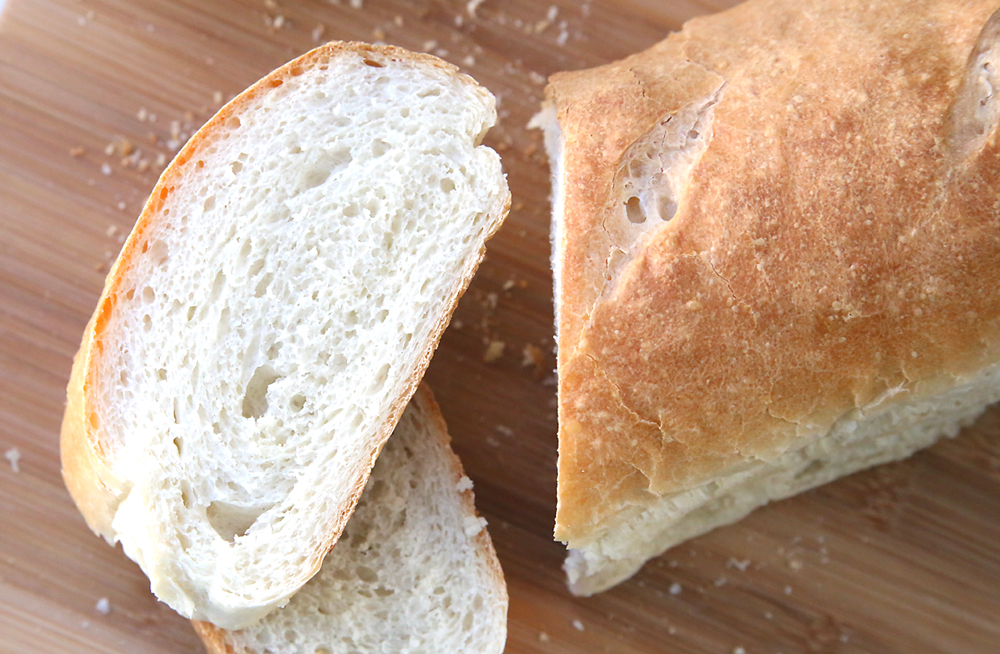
left=1, top=1, right=999, bottom=652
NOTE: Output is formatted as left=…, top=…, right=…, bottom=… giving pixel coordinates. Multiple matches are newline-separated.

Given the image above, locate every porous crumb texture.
left=212, top=389, right=506, bottom=654
left=88, top=45, right=506, bottom=627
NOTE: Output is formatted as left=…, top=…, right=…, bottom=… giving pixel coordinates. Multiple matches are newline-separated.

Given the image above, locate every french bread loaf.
left=60, top=42, right=509, bottom=628
left=194, top=385, right=508, bottom=654
left=535, top=0, right=1000, bottom=595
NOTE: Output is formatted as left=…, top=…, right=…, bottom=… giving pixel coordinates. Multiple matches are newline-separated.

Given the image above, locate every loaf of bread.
left=534, top=0, right=1000, bottom=595
left=60, top=42, right=509, bottom=628
left=194, top=385, right=508, bottom=654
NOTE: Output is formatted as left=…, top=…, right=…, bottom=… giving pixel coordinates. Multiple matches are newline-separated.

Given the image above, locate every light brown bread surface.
left=60, top=41, right=508, bottom=627
left=194, top=385, right=508, bottom=654
left=540, top=0, right=1000, bottom=594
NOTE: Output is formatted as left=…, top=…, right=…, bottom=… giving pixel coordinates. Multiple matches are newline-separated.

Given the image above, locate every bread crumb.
left=263, top=0, right=278, bottom=8
left=521, top=344, right=545, bottom=377
left=312, top=23, right=326, bottom=42
left=95, top=597, right=110, bottom=615
left=349, top=0, right=362, bottom=8
left=462, top=55, right=476, bottom=67
left=494, top=425, right=513, bottom=437
left=119, top=140, right=134, bottom=156
left=483, top=340, right=505, bottom=363
left=538, top=631, right=550, bottom=642
left=463, top=516, right=487, bottom=537
left=764, top=611, right=773, bottom=620
left=467, top=0, right=485, bottom=18
left=727, top=558, right=751, bottom=572
left=484, top=292, right=499, bottom=310
left=100, top=163, right=112, bottom=176
left=70, top=146, right=85, bottom=157
left=788, top=559, right=803, bottom=572
left=103, top=142, right=115, bottom=156
left=668, top=626, right=677, bottom=635
left=5, top=447, right=21, bottom=473
left=106, top=225, right=120, bottom=237
left=393, top=15, right=403, bottom=26
left=571, top=619, right=584, bottom=631
left=213, top=90, right=224, bottom=105
left=784, top=585, right=793, bottom=595
left=714, top=576, right=728, bottom=587
left=372, top=27, right=386, bottom=41
left=502, top=279, right=516, bottom=291
left=733, top=647, right=746, bottom=654
left=669, top=582, right=682, bottom=595
left=455, top=476, right=474, bottom=492
left=422, top=39, right=438, bottom=52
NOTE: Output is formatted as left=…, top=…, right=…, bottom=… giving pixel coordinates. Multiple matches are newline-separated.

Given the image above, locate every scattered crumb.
left=455, top=476, right=474, bottom=492
left=394, top=15, right=403, bottom=27
left=538, top=631, right=550, bottom=643
left=669, top=582, right=682, bottom=595
left=462, top=55, right=476, bottom=67
left=156, top=153, right=167, bottom=166
left=571, top=619, right=584, bottom=631
left=213, top=90, right=224, bottom=105
left=547, top=5, right=559, bottom=21
left=788, top=559, right=803, bottom=572
left=106, top=225, right=120, bottom=237
left=494, top=425, right=513, bottom=437
left=118, top=140, right=134, bottom=156
left=764, top=611, right=773, bottom=620
left=263, top=0, right=278, bottom=8
left=727, top=558, right=751, bottom=572
left=116, top=201, right=126, bottom=211
left=100, top=163, right=112, bottom=176
left=81, top=619, right=90, bottom=628
left=349, top=0, right=362, bottom=8
left=451, top=319, right=463, bottom=330
left=70, top=146, right=85, bottom=157
left=372, top=27, right=386, bottom=41
left=422, top=39, right=438, bottom=52
left=103, top=142, right=115, bottom=156
left=95, top=597, right=110, bottom=615
left=733, top=647, right=746, bottom=654
left=502, top=279, right=516, bottom=291
left=484, top=292, right=499, bottom=310
left=714, top=576, right=728, bottom=587
left=5, top=447, right=21, bottom=473
left=784, top=585, right=793, bottom=595
left=467, top=0, right=485, bottom=18
left=463, top=516, right=487, bottom=538
left=312, top=23, right=327, bottom=42
left=668, top=626, right=677, bottom=635
left=521, top=344, right=546, bottom=377
left=483, top=340, right=505, bottom=363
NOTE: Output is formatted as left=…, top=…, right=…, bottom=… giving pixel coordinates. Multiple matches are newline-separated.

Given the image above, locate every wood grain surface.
left=1, top=1, right=999, bottom=653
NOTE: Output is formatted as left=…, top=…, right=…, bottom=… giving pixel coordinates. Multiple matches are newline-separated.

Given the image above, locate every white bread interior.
left=61, top=43, right=508, bottom=628
left=194, top=386, right=508, bottom=654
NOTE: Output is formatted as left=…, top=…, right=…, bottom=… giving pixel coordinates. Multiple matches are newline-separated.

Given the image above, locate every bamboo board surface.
left=1, top=1, right=999, bottom=653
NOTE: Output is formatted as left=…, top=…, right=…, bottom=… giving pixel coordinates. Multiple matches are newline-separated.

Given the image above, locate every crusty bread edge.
left=192, top=384, right=509, bottom=654
left=60, top=40, right=510, bottom=622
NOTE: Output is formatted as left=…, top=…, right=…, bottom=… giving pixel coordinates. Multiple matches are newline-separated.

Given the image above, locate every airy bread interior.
left=194, top=386, right=508, bottom=654
left=65, top=44, right=508, bottom=628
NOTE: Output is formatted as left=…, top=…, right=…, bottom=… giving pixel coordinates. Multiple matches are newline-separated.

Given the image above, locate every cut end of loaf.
left=62, top=41, right=508, bottom=629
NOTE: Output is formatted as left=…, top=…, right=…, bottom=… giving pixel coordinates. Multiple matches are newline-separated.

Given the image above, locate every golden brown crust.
left=192, top=385, right=508, bottom=654
left=59, top=40, right=508, bottom=618
left=551, top=0, right=1000, bottom=545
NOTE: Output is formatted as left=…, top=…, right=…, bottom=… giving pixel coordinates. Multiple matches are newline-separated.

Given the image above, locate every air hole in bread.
left=625, top=195, right=645, bottom=224
left=207, top=500, right=273, bottom=542
left=356, top=565, right=378, bottom=582
left=289, top=394, right=306, bottom=412
left=795, top=459, right=826, bottom=480
left=301, top=148, right=352, bottom=189
left=254, top=273, right=274, bottom=297
left=231, top=160, right=244, bottom=174
left=148, top=240, right=169, bottom=266
left=203, top=195, right=216, bottom=212
left=242, top=365, right=282, bottom=419
left=440, top=178, right=456, bottom=192
left=156, top=368, right=167, bottom=381
left=172, top=436, right=182, bottom=454
left=362, top=58, right=384, bottom=68
left=143, top=314, right=152, bottom=332
left=417, top=87, right=441, bottom=98
left=658, top=195, right=678, bottom=221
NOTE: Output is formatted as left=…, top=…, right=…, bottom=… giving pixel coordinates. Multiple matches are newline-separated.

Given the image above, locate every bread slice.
left=60, top=42, right=509, bottom=628
left=194, top=385, right=507, bottom=654
left=534, top=0, right=1000, bottom=595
